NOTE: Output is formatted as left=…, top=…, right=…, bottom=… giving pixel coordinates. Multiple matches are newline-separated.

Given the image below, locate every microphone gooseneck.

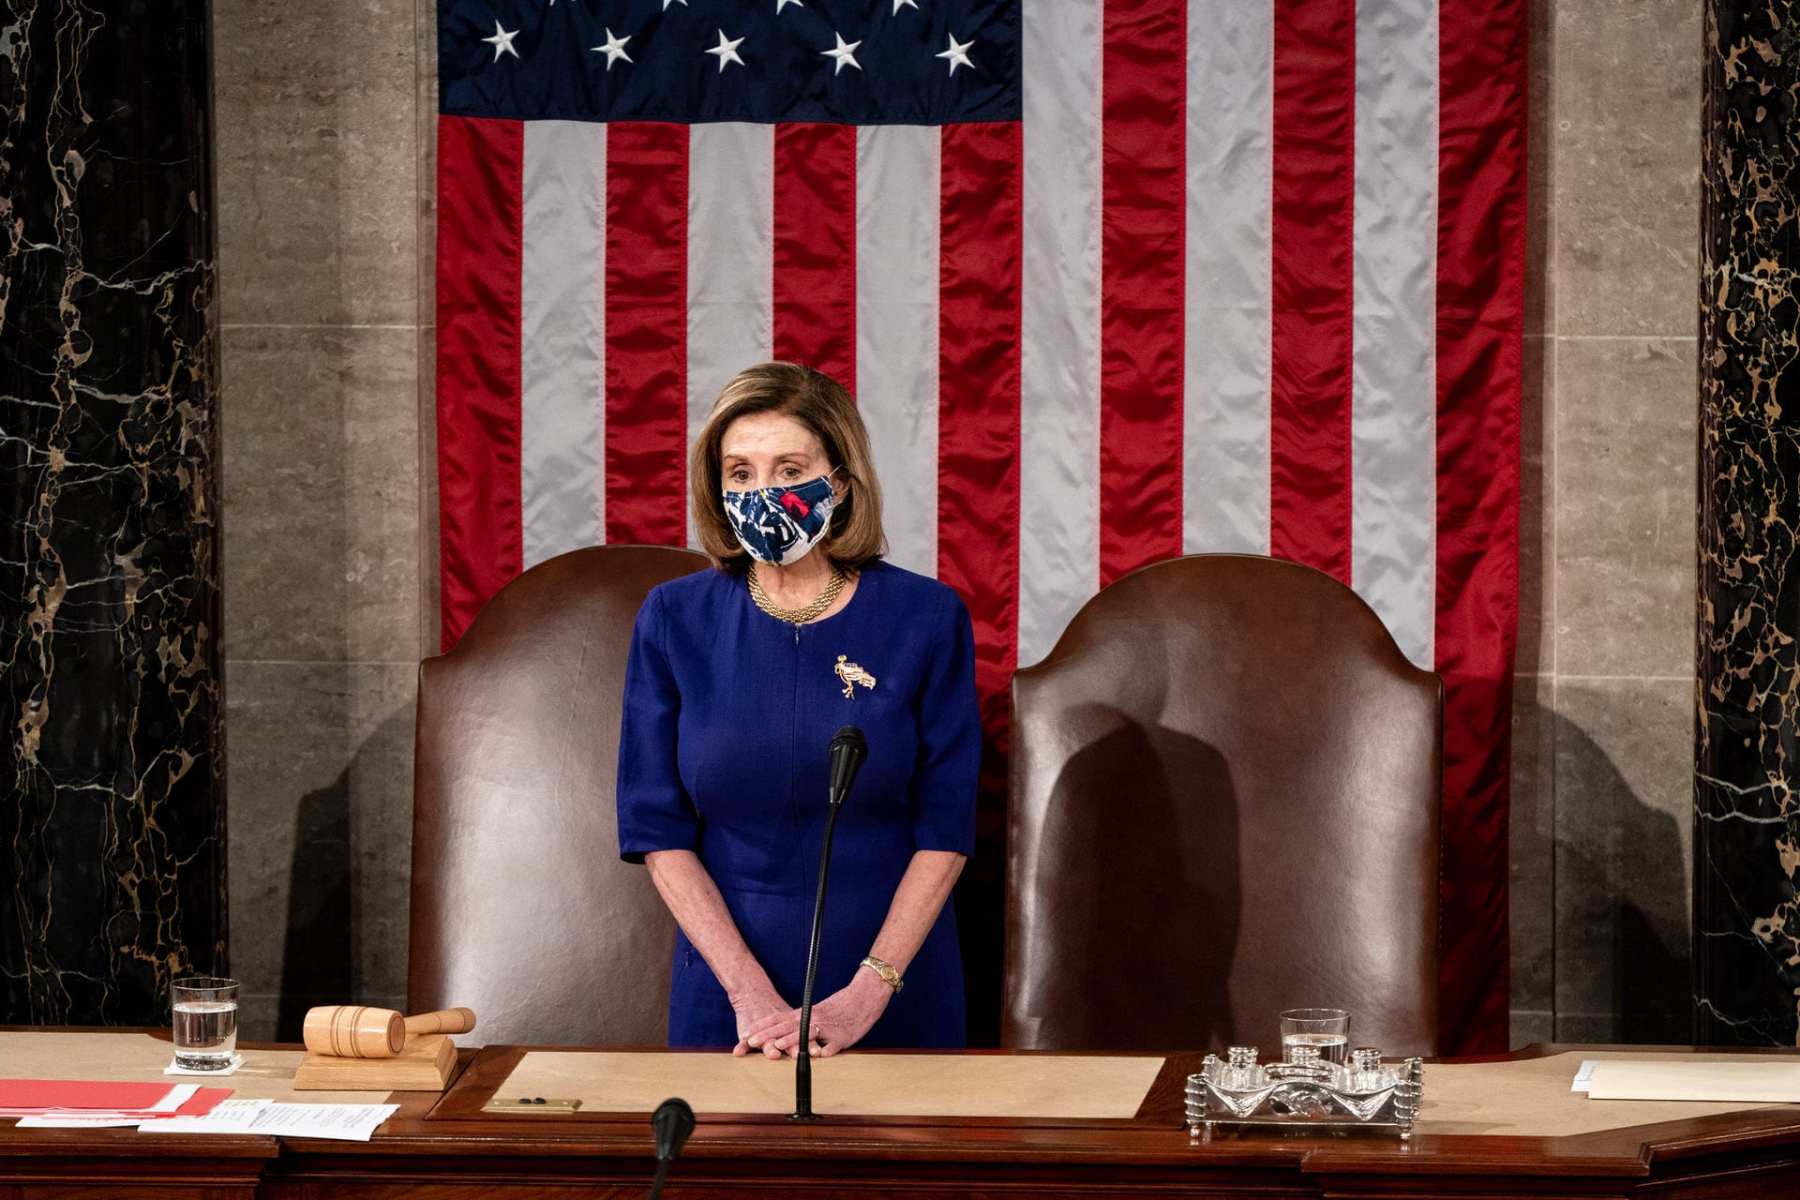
left=795, top=725, right=867, bottom=1121
left=648, top=1096, right=694, bottom=1200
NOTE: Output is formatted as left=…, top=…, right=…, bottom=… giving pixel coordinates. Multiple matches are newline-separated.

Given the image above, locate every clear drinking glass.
left=171, top=976, right=239, bottom=1070
left=1279, top=1007, right=1349, bottom=1065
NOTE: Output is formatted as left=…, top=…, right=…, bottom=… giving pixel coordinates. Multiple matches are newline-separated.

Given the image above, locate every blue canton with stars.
left=439, top=0, right=1020, bottom=125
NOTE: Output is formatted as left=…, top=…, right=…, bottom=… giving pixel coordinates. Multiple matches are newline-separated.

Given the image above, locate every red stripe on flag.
left=1435, top=0, right=1527, bottom=1055
left=938, top=121, right=1022, bottom=741
left=773, top=123, right=856, bottom=391
left=1098, top=0, right=1186, bottom=585
left=604, top=123, right=689, bottom=546
left=1268, top=0, right=1355, bottom=582
left=436, top=115, right=523, bottom=652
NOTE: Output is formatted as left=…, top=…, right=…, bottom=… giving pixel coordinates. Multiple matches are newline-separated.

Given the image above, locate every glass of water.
left=1279, top=1007, right=1349, bottom=1065
left=171, top=976, right=239, bottom=1070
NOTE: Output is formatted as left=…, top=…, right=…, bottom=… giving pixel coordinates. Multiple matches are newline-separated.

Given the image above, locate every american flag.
left=434, top=0, right=1524, bottom=1053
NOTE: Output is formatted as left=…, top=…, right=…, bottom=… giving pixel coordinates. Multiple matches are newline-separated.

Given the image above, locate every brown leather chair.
left=407, top=545, right=707, bottom=1045
left=1004, top=554, right=1441, bottom=1056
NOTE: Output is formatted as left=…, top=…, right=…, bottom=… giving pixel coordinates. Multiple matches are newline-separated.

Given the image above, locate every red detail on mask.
left=780, top=492, right=812, bottom=519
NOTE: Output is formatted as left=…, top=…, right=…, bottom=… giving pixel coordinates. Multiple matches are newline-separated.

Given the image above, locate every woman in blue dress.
left=616, top=361, right=980, bottom=1057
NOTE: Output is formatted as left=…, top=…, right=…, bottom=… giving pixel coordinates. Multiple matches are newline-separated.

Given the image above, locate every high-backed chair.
left=1004, top=554, right=1441, bottom=1056
left=408, top=545, right=707, bottom=1045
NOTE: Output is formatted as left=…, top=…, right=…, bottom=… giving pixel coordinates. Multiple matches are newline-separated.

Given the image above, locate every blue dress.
left=615, top=558, right=980, bottom=1049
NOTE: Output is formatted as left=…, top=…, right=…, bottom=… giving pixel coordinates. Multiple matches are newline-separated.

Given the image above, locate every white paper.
left=1585, top=1060, right=1800, bottom=1103
left=139, top=1098, right=400, bottom=1142
left=144, top=1083, right=200, bottom=1113
left=252, top=1103, right=400, bottom=1141
left=139, top=1097, right=270, bottom=1133
left=1571, top=1059, right=1598, bottom=1093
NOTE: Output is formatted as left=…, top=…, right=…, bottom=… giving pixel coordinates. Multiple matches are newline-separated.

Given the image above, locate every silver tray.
left=1185, top=1048, right=1424, bottom=1138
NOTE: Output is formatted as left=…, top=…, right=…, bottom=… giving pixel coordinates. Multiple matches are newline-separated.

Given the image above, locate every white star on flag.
left=483, top=20, right=520, bottom=61
left=776, top=0, right=803, bottom=11
left=591, top=28, right=632, bottom=69
left=893, top=0, right=918, bottom=12
left=821, top=32, right=862, bottom=76
left=935, top=32, right=974, bottom=76
left=706, top=29, right=746, bottom=72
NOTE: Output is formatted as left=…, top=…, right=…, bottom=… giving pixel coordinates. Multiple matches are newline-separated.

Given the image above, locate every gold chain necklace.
left=747, top=564, right=846, bottom=625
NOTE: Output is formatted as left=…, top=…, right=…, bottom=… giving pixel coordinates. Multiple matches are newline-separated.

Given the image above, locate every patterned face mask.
left=722, top=470, right=840, bottom=567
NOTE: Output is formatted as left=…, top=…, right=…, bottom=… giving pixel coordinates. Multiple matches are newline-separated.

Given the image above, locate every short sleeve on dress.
left=909, top=591, right=981, bottom=857
left=616, top=587, right=701, bottom=864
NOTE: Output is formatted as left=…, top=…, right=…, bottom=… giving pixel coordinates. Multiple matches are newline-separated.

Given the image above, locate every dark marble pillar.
left=1695, top=0, right=1800, bottom=1046
left=0, top=5, right=225, bottom=1022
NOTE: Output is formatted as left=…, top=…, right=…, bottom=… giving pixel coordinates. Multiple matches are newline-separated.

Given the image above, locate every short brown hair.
left=689, top=362, right=887, bottom=571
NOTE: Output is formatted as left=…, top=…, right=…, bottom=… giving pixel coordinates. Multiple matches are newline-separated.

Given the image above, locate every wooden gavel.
left=302, top=1005, right=477, bottom=1059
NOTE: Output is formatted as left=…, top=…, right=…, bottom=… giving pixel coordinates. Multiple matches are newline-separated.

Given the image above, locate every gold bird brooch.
left=834, top=655, right=877, bottom=699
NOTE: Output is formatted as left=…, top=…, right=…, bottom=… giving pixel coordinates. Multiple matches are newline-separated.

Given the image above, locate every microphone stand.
left=793, top=725, right=865, bottom=1121
left=791, top=796, right=843, bottom=1122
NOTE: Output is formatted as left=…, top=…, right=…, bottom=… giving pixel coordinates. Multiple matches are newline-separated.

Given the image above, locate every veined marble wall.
left=1694, top=0, right=1800, bottom=1046
left=0, top=5, right=226, bottom=1022
left=212, top=0, right=1701, bottom=1045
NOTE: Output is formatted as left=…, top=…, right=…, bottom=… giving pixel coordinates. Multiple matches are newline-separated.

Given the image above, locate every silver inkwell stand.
left=1186, top=1044, right=1425, bottom=1139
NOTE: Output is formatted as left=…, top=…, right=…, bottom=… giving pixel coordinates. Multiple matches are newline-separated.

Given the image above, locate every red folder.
left=0, top=1080, right=229, bottom=1118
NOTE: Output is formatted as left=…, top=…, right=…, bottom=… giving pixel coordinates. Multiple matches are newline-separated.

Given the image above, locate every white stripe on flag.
left=1183, top=0, right=1273, bottom=557
left=1351, top=0, right=1439, bottom=667
left=521, top=120, right=606, bottom=569
left=1018, top=0, right=1102, bottom=668
left=855, top=125, right=940, bottom=579
left=688, top=123, right=774, bottom=547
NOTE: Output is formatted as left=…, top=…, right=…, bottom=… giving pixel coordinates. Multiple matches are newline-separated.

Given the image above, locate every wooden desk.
left=3, top=1034, right=1799, bottom=1199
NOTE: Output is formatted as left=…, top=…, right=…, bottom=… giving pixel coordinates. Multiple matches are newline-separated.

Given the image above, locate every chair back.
left=407, top=545, right=708, bottom=1044
left=1004, top=554, right=1441, bottom=1055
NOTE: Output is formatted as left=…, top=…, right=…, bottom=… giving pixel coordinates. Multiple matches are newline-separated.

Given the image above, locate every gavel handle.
left=403, top=1008, right=477, bottom=1036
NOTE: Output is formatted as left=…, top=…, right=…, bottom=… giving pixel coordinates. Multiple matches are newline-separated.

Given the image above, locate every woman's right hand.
left=729, top=979, right=800, bottom=1059
left=641, top=852, right=802, bottom=1057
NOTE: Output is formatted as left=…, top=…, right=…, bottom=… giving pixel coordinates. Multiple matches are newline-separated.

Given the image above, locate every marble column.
left=0, top=5, right=225, bottom=1022
left=1695, top=0, right=1800, bottom=1046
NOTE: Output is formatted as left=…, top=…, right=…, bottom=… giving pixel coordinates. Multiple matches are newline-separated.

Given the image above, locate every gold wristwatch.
left=860, top=955, right=904, bottom=992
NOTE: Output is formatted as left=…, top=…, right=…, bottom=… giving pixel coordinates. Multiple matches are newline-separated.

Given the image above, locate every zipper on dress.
left=788, top=618, right=802, bottom=849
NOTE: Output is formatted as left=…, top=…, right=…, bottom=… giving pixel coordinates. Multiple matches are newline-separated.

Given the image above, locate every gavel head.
left=302, top=1004, right=405, bottom=1059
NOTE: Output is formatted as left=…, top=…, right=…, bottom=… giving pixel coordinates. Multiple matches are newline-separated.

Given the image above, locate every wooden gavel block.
left=302, top=1005, right=476, bottom=1059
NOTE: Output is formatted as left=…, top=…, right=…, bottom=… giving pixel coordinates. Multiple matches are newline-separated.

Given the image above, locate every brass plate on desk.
left=482, top=1096, right=583, bottom=1114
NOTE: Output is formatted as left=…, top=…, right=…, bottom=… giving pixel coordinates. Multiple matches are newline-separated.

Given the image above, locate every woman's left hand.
left=769, top=968, right=892, bottom=1058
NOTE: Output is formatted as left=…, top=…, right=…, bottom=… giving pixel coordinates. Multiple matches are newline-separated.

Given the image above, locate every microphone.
left=827, top=725, right=868, bottom=807
left=648, top=1096, right=694, bottom=1200
left=794, top=725, right=866, bottom=1121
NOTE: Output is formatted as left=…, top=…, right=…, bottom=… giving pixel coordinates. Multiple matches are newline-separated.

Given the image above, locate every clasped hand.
left=730, top=970, right=891, bottom=1059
